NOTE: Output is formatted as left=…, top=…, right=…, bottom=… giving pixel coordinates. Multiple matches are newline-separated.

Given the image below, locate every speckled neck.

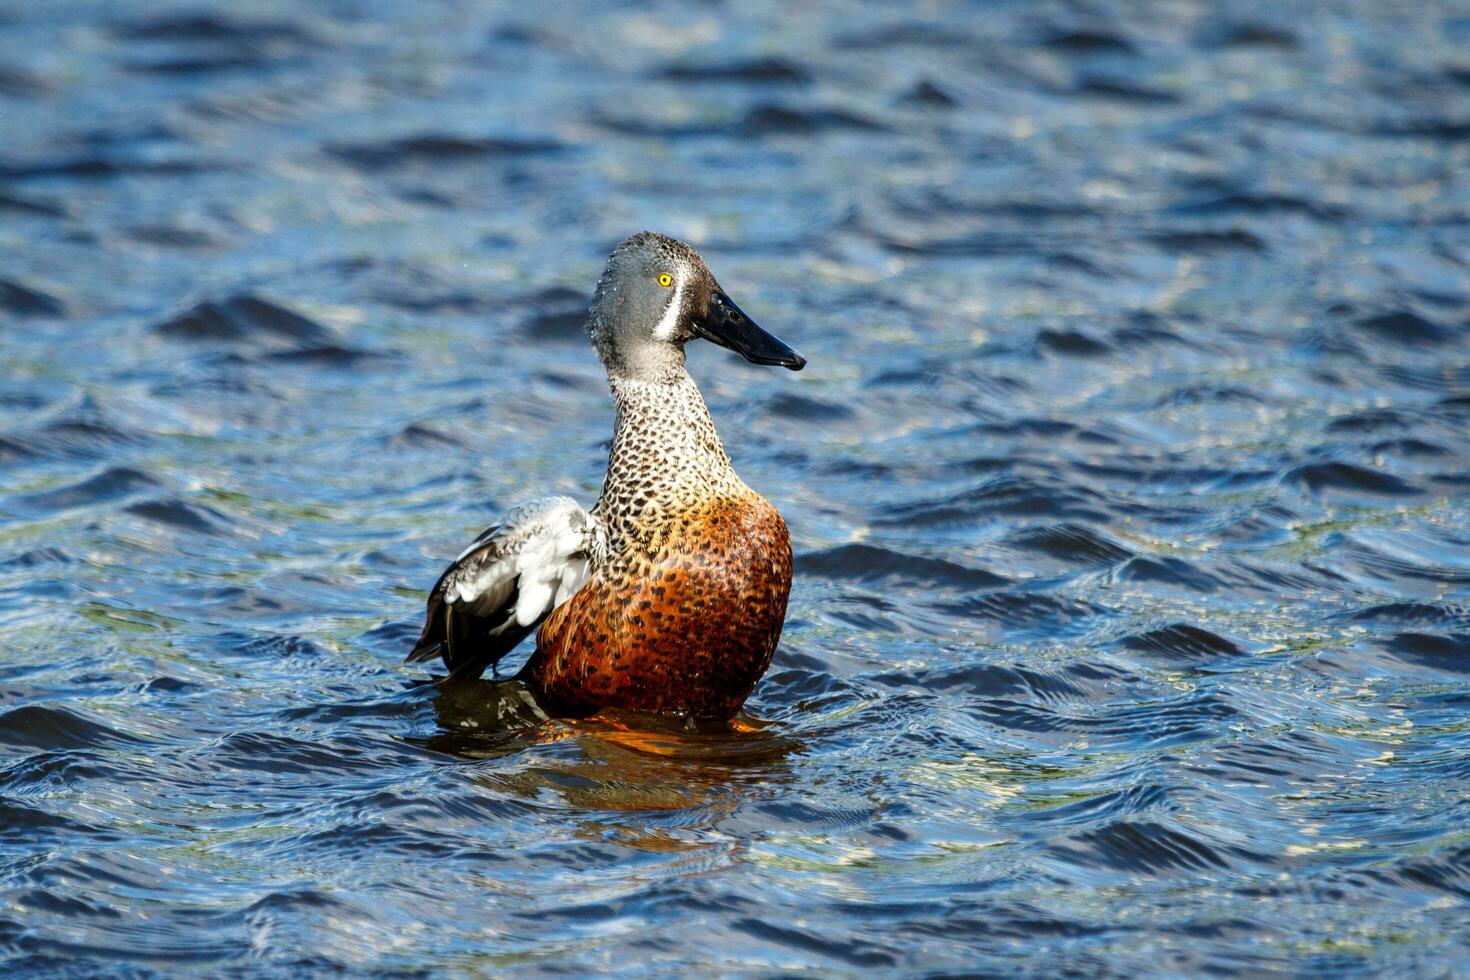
left=595, top=371, right=749, bottom=557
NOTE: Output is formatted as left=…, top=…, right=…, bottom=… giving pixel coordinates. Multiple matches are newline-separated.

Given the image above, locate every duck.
left=407, top=232, right=806, bottom=720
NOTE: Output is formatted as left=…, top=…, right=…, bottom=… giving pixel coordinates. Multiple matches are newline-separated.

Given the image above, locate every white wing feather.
left=409, top=496, right=597, bottom=676
left=443, top=496, right=594, bottom=628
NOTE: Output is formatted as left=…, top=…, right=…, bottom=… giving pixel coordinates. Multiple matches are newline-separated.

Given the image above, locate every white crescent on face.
left=651, top=267, right=686, bottom=343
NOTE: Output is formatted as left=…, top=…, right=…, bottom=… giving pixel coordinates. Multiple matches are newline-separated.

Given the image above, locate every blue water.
left=3, top=0, right=1470, bottom=974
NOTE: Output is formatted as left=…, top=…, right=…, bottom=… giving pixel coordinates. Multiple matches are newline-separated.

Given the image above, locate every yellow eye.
left=657, top=273, right=673, bottom=288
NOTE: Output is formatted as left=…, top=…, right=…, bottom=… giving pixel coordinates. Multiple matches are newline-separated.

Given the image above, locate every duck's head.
left=588, top=231, right=806, bottom=381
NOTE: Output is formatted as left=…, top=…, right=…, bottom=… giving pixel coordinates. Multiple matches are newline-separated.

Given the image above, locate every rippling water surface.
left=4, top=0, right=1470, bottom=973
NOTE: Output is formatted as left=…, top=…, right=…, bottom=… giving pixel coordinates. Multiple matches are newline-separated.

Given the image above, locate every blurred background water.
left=3, top=0, right=1470, bottom=974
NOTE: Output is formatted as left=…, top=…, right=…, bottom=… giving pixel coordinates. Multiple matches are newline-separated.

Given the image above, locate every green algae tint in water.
left=3, top=0, right=1470, bottom=974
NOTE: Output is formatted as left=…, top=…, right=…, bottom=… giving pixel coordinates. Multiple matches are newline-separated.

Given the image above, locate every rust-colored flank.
left=531, top=494, right=792, bottom=719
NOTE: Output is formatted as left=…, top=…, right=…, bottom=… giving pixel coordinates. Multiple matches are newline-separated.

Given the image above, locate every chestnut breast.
left=528, top=492, right=792, bottom=719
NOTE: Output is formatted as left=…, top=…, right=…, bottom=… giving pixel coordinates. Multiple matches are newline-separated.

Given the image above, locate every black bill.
left=694, top=290, right=806, bottom=371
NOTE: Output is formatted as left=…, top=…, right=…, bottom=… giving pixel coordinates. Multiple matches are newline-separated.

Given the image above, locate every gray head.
left=587, top=231, right=805, bottom=382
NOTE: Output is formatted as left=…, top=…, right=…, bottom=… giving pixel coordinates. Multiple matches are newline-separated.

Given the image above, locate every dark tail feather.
left=405, top=579, right=534, bottom=680
left=443, top=621, right=536, bottom=681
left=405, top=638, right=443, bottom=664
left=405, top=588, right=447, bottom=663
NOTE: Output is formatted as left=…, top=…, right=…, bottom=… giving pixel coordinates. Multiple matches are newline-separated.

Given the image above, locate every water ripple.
left=3, top=0, right=1469, bottom=973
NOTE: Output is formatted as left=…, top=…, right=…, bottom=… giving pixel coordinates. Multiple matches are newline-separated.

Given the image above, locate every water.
left=3, top=0, right=1470, bottom=973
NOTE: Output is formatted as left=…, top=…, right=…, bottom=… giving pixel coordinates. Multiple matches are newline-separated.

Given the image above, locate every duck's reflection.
left=422, top=676, right=553, bottom=754
left=416, top=677, right=802, bottom=854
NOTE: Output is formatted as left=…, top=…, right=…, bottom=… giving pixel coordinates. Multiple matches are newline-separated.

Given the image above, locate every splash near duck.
left=407, top=232, right=805, bottom=720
